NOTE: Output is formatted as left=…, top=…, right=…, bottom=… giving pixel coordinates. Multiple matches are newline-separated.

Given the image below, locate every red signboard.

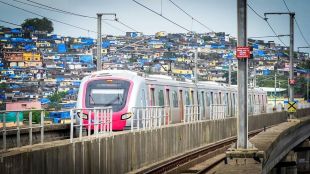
left=289, top=79, right=296, bottom=85
left=236, top=46, right=251, bottom=59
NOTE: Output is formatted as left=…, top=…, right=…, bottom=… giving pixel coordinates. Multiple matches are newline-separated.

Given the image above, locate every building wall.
left=23, top=53, right=41, bottom=62
left=4, top=52, right=23, bottom=62
left=6, top=101, right=42, bottom=111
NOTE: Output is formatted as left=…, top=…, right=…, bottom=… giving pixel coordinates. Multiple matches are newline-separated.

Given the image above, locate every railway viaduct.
left=0, top=108, right=310, bottom=174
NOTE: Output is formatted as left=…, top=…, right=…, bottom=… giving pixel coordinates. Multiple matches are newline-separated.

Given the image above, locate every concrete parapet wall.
left=1, top=108, right=309, bottom=174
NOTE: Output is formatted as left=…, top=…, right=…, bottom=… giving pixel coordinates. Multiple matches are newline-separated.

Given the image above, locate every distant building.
left=3, top=52, right=24, bottom=67
left=6, top=101, right=41, bottom=111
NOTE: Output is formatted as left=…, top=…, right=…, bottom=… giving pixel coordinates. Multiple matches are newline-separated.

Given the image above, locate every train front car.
left=76, top=70, right=142, bottom=131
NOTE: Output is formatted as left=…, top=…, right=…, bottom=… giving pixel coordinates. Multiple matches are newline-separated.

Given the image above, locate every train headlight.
left=77, top=112, right=88, bottom=119
left=121, top=112, right=133, bottom=120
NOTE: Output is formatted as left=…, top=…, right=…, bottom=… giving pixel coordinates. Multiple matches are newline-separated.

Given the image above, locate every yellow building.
left=155, top=31, right=167, bottom=38
left=172, top=69, right=192, bottom=75
left=23, top=53, right=41, bottom=62
left=36, top=41, right=51, bottom=48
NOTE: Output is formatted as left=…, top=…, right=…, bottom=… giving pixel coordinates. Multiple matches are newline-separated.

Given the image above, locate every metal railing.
left=130, top=106, right=170, bottom=131
left=184, top=105, right=200, bottom=123
left=210, top=104, right=227, bottom=120
left=70, top=107, right=113, bottom=142
left=0, top=109, right=45, bottom=151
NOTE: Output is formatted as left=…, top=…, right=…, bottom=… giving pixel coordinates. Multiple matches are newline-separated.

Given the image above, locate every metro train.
left=76, top=70, right=268, bottom=131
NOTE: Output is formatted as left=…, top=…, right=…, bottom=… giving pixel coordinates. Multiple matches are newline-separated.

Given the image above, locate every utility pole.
left=237, top=0, right=248, bottom=149
left=97, top=13, right=103, bottom=71
left=96, top=13, right=117, bottom=71
left=265, top=12, right=295, bottom=119
left=274, top=73, right=277, bottom=110
left=289, top=13, right=295, bottom=119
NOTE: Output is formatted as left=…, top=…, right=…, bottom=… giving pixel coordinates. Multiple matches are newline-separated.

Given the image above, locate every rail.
left=130, top=106, right=170, bottom=131
left=136, top=128, right=266, bottom=174
left=70, top=107, right=113, bottom=142
left=0, top=109, right=45, bottom=151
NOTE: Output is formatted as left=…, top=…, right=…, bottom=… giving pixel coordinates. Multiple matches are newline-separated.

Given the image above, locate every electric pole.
left=237, top=0, right=248, bottom=149
left=97, top=13, right=103, bottom=71
left=289, top=13, right=295, bottom=119
left=265, top=12, right=295, bottom=119
left=96, top=13, right=117, bottom=71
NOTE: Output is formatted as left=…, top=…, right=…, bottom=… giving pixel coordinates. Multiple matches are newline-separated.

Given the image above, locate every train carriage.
left=76, top=70, right=267, bottom=131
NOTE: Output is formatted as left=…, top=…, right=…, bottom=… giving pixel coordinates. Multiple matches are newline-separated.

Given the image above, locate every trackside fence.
left=184, top=105, right=200, bottom=123
left=0, top=109, right=45, bottom=151
left=210, top=104, right=227, bottom=120
left=70, top=107, right=113, bottom=142
left=130, top=106, right=170, bottom=131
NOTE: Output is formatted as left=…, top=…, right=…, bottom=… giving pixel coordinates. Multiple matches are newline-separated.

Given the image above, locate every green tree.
left=21, top=17, right=53, bottom=33
left=48, top=91, right=67, bottom=110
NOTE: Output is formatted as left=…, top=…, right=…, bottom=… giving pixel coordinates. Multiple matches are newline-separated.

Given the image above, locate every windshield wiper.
left=89, top=94, right=96, bottom=105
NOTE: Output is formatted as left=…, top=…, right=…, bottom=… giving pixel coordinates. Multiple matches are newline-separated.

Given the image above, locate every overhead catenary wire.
left=25, top=0, right=139, bottom=32
left=25, top=0, right=96, bottom=19
left=12, top=0, right=132, bottom=33
left=282, top=0, right=310, bottom=48
left=132, top=0, right=191, bottom=32
left=247, top=2, right=287, bottom=47
left=168, top=0, right=214, bottom=32
left=115, top=19, right=139, bottom=32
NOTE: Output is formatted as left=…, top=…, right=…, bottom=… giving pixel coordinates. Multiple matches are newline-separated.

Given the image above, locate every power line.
left=0, top=0, right=97, bottom=33
left=18, top=0, right=138, bottom=33
left=25, top=0, right=96, bottom=19
left=0, top=19, right=21, bottom=26
left=132, top=0, right=191, bottom=32
left=247, top=2, right=287, bottom=46
left=115, top=19, right=139, bottom=32
left=282, top=0, right=310, bottom=48
left=168, top=0, right=213, bottom=32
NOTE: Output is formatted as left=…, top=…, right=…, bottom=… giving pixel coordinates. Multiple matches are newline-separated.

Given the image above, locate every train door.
left=165, top=89, right=171, bottom=123
left=179, top=90, right=184, bottom=121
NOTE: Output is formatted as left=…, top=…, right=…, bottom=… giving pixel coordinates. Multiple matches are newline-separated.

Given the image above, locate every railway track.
left=136, top=128, right=266, bottom=174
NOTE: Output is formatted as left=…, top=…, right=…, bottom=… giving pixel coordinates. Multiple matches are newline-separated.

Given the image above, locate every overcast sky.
left=0, top=0, right=309, bottom=52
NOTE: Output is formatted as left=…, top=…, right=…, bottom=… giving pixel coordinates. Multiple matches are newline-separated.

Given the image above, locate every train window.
left=219, top=92, right=222, bottom=104
left=201, top=91, right=205, bottom=118
left=232, top=93, right=236, bottom=116
left=206, top=92, right=211, bottom=106
left=172, top=91, right=178, bottom=107
left=191, top=90, right=195, bottom=105
left=150, top=88, right=155, bottom=106
left=158, top=90, right=164, bottom=106
left=165, top=89, right=170, bottom=106
left=225, top=93, right=229, bottom=116
left=185, top=91, right=190, bottom=105
left=141, top=89, right=146, bottom=107
left=210, top=92, right=214, bottom=105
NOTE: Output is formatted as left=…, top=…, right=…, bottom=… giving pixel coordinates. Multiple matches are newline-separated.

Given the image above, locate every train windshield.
left=85, top=79, right=130, bottom=112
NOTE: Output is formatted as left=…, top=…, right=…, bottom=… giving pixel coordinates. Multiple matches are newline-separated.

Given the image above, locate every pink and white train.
left=77, top=70, right=268, bottom=131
